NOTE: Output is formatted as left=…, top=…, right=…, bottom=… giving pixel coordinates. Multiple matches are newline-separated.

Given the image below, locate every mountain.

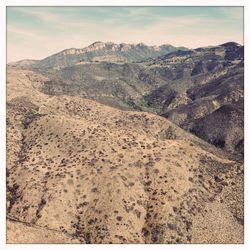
left=8, top=59, right=39, bottom=67
left=144, top=42, right=244, bottom=158
left=24, top=42, right=244, bottom=158
left=7, top=68, right=243, bottom=243
left=9, top=41, right=188, bottom=70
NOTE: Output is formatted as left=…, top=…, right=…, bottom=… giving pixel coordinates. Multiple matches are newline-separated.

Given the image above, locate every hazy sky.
left=7, top=6, right=243, bottom=62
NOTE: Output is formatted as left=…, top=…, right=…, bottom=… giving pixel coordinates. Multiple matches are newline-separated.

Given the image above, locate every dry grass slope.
left=7, top=69, right=243, bottom=243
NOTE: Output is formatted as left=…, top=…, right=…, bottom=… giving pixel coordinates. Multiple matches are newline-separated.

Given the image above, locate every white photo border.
left=0, top=1, right=248, bottom=250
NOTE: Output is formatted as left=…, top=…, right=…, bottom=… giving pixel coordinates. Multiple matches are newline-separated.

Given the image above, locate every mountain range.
left=9, top=41, right=243, bottom=158
left=7, top=41, right=244, bottom=243
left=9, top=41, right=188, bottom=69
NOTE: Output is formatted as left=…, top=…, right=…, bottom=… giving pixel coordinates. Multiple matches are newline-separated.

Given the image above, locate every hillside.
left=7, top=68, right=243, bottom=243
left=147, top=42, right=244, bottom=157
left=18, top=42, right=244, bottom=158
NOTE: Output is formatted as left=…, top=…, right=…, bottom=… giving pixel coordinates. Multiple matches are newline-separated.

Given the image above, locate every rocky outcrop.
left=9, top=42, right=188, bottom=70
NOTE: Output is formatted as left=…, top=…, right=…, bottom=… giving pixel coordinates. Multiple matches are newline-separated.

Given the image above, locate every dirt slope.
left=6, top=69, right=243, bottom=243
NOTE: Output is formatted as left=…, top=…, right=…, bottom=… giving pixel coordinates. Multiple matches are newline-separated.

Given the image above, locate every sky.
left=7, top=6, right=244, bottom=62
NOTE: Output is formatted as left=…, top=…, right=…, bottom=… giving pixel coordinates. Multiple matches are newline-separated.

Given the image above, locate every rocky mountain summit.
left=9, top=41, right=188, bottom=69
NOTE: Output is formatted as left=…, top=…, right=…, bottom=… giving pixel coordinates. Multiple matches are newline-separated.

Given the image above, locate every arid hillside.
left=13, top=42, right=243, bottom=158
left=7, top=68, right=243, bottom=243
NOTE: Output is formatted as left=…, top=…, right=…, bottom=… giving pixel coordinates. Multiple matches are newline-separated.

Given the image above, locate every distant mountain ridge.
left=9, top=41, right=189, bottom=69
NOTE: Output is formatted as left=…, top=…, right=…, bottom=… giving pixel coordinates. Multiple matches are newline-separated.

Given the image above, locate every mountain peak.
left=89, top=41, right=105, bottom=46
left=219, top=41, right=241, bottom=47
left=88, top=41, right=106, bottom=50
left=136, top=42, right=147, bottom=47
